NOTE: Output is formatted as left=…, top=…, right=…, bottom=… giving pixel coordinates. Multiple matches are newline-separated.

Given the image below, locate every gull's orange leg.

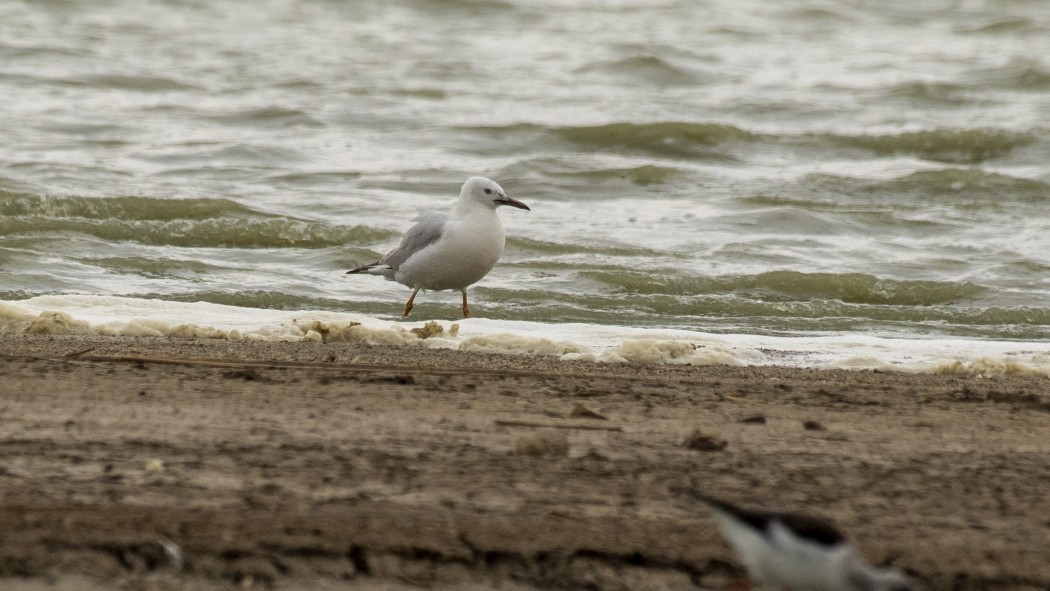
left=461, top=289, right=470, bottom=318
left=403, top=288, right=420, bottom=317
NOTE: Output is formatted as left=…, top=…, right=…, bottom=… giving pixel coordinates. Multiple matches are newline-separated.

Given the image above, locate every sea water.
left=2, top=0, right=1049, bottom=373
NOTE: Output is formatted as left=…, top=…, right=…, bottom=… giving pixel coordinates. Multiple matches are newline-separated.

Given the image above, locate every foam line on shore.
left=2, top=295, right=1049, bottom=376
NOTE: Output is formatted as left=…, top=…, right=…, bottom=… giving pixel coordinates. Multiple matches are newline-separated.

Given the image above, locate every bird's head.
left=460, top=177, right=530, bottom=211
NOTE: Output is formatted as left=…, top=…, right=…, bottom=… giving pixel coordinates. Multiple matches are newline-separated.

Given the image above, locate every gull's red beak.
left=496, top=197, right=530, bottom=211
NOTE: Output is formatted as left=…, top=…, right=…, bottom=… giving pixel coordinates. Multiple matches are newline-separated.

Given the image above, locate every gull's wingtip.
left=674, top=487, right=752, bottom=522
left=346, top=263, right=392, bottom=275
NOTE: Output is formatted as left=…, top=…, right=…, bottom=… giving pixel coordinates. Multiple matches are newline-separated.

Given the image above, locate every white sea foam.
left=3, top=295, right=1050, bottom=376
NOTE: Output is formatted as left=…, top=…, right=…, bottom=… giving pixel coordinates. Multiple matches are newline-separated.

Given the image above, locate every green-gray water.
left=2, top=0, right=1049, bottom=340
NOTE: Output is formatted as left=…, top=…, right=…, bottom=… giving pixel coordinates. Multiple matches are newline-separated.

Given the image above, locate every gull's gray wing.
left=378, top=211, right=447, bottom=270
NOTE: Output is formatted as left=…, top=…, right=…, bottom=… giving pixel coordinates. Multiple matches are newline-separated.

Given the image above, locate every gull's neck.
left=454, top=197, right=496, bottom=219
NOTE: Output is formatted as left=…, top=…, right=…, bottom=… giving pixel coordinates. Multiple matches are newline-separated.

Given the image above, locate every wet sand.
left=1, top=333, right=1049, bottom=590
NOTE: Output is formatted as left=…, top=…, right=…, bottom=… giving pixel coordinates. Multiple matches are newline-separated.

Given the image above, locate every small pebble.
left=682, top=430, right=727, bottom=452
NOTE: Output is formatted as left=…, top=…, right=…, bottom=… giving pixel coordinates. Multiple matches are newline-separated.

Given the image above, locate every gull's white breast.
left=396, top=210, right=505, bottom=291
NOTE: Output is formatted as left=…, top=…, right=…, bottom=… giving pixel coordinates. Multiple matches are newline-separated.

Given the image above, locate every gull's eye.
left=484, top=188, right=492, bottom=194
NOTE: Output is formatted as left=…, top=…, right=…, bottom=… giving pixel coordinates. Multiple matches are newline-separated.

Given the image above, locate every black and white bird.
left=690, top=492, right=914, bottom=591
left=346, top=177, right=529, bottom=318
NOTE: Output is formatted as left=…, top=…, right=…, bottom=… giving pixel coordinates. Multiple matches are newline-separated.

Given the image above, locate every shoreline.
left=6, top=295, right=1050, bottom=375
left=1, top=333, right=1049, bottom=590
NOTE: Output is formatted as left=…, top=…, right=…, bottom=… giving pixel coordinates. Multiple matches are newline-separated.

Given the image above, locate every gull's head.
left=460, top=176, right=530, bottom=211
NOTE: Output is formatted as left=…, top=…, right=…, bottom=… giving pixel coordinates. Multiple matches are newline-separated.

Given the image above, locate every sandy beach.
left=1, top=333, right=1049, bottom=590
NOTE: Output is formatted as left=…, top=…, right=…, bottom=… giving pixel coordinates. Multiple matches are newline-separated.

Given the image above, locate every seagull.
left=688, top=492, right=913, bottom=591
left=346, top=177, right=530, bottom=318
